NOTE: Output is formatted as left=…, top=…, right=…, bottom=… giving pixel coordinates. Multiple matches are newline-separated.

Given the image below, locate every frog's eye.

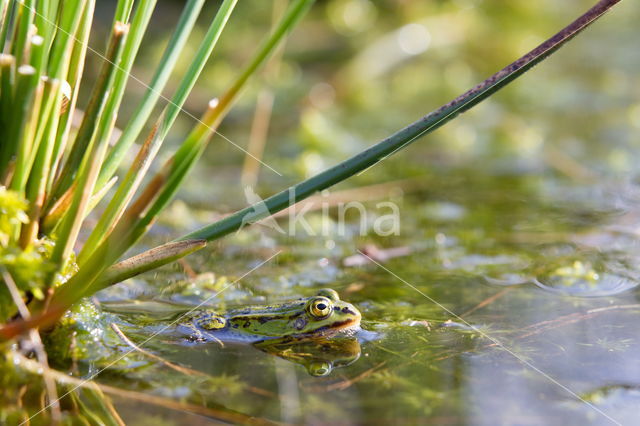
left=307, top=361, right=333, bottom=377
left=306, top=296, right=333, bottom=319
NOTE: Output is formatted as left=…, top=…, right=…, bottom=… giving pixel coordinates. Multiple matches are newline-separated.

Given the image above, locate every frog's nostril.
left=341, top=306, right=357, bottom=315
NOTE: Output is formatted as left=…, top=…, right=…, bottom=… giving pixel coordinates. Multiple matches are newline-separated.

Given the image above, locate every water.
left=56, top=173, right=639, bottom=425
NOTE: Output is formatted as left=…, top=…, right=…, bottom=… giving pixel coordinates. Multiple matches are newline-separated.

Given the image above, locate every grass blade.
left=10, top=0, right=34, bottom=66
left=96, top=0, right=238, bottom=190
left=0, top=53, right=16, bottom=178
left=46, top=0, right=95, bottom=195
left=19, top=0, right=88, bottom=245
left=53, top=0, right=184, bottom=198
left=42, top=176, right=118, bottom=232
left=49, top=19, right=121, bottom=202
left=79, top=0, right=234, bottom=262
left=0, top=0, right=11, bottom=53
left=49, top=23, right=129, bottom=270
left=122, top=0, right=315, bottom=242
left=100, top=239, right=207, bottom=286
left=20, top=77, right=61, bottom=247
left=9, top=46, right=45, bottom=194
left=2, top=64, right=38, bottom=181
left=46, top=0, right=85, bottom=80
left=76, top=115, right=163, bottom=263
left=49, top=0, right=158, bottom=202
left=93, top=0, right=207, bottom=190
left=33, top=0, right=59, bottom=57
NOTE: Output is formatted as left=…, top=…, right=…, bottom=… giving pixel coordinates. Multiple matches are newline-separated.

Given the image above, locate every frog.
left=179, top=288, right=361, bottom=344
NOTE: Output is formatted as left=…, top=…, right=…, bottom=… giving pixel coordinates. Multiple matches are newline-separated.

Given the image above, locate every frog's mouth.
left=333, top=316, right=361, bottom=330
left=311, top=316, right=362, bottom=337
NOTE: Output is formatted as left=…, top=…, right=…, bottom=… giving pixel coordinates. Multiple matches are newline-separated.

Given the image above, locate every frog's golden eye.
left=306, top=296, right=333, bottom=319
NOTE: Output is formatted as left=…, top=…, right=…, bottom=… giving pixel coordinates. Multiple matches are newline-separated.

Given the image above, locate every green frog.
left=179, top=288, right=361, bottom=344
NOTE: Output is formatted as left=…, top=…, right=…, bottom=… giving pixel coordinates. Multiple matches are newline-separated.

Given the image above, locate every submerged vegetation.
left=0, top=0, right=634, bottom=423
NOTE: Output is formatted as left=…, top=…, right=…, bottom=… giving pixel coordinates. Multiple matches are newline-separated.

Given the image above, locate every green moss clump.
left=0, top=187, right=59, bottom=321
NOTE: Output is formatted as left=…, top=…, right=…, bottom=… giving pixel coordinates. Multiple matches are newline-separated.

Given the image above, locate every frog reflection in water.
left=258, top=335, right=361, bottom=376
left=178, top=288, right=362, bottom=375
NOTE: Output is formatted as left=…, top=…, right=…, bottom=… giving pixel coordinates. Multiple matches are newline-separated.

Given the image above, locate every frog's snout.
left=340, top=302, right=362, bottom=328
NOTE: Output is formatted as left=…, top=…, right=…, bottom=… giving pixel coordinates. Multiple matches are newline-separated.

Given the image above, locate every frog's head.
left=297, top=288, right=361, bottom=336
left=227, top=288, right=361, bottom=339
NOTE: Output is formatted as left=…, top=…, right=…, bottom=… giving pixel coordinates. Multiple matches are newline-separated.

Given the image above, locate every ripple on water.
left=533, top=249, right=640, bottom=297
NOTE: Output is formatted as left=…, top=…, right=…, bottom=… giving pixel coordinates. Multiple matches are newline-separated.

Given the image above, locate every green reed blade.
left=9, top=61, right=43, bottom=194
left=113, top=0, right=135, bottom=24
left=50, top=0, right=131, bottom=184
left=5, top=29, right=45, bottom=192
left=20, top=0, right=86, bottom=246
left=33, top=0, right=58, bottom=57
left=3, top=64, right=38, bottom=182
left=43, top=176, right=118, bottom=232
left=141, top=0, right=315, bottom=223
left=100, top=239, right=207, bottom=287
left=46, top=0, right=85, bottom=80
left=49, top=23, right=128, bottom=270
left=10, top=0, right=34, bottom=66
left=0, top=0, right=14, bottom=54
left=49, top=19, right=129, bottom=207
left=94, top=0, right=207, bottom=190
left=21, top=78, right=62, bottom=247
left=97, top=0, right=238, bottom=190
left=178, top=0, right=622, bottom=244
left=91, top=0, right=313, bottom=261
left=47, top=0, right=95, bottom=195
left=0, top=53, right=15, bottom=177
left=49, top=0, right=157, bottom=202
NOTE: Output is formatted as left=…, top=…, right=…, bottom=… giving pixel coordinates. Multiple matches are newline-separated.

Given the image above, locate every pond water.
left=48, top=170, right=638, bottom=425
left=3, top=0, right=640, bottom=424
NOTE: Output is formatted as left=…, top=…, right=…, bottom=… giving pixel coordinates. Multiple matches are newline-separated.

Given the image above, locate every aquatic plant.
left=0, top=0, right=313, bottom=332
left=0, top=0, right=622, bottom=348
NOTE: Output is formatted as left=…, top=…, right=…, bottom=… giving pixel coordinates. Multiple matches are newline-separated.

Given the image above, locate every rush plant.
left=0, top=0, right=621, bottom=340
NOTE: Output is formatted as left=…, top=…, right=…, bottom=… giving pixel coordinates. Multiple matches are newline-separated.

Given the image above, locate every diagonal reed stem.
left=110, top=0, right=623, bottom=284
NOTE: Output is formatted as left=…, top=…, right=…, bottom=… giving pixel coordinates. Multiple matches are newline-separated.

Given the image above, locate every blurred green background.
left=87, top=0, right=639, bottom=213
